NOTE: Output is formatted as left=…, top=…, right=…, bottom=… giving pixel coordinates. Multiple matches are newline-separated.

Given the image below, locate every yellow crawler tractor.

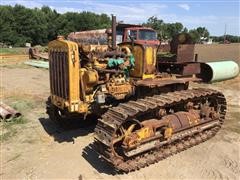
left=46, top=16, right=227, bottom=172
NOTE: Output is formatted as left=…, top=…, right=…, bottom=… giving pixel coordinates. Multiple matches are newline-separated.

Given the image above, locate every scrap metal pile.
left=28, top=47, right=49, bottom=60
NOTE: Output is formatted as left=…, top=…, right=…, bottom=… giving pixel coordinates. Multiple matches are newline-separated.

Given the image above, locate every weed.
left=0, top=116, right=28, bottom=142
left=8, top=98, right=36, bottom=112
left=0, top=95, right=40, bottom=142
left=3, top=117, right=28, bottom=128
left=0, top=128, right=17, bottom=141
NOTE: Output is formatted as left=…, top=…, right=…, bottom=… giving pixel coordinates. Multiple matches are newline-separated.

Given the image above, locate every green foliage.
left=0, top=5, right=111, bottom=46
left=144, top=16, right=184, bottom=40
left=145, top=16, right=212, bottom=43
left=189, top=27, right=210, bottom=43
left=211, top=35, right=240, bottom=43
left=0, top=116, right=27, bottom=142
left=1, top=5, right=239, bottom=46
left=189, top=29, right=200, bottom=43
left=143, top=16, right=240, bottom=44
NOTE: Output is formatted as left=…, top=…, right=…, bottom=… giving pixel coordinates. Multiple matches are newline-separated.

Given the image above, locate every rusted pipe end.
left=5, top=114, right=13, bottom=120
left=14, top=112, right=22, bottom=118
left=57, top=35, right=65, bottom=40
left=197, top=63, right=213, bottom=82
left=106, top=28, right=112, bottom=34
left=0, top=103, right=22, bottom=121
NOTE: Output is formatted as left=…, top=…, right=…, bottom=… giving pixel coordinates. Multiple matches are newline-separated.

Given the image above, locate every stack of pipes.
left=0, top=103, right=21, bottom=121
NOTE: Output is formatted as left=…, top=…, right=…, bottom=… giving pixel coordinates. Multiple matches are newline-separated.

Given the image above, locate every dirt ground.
left=1, top=63, right=240, bottom=180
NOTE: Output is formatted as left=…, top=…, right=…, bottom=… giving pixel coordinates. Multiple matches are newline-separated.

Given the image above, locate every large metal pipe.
left=112, top=15, right=117, bottom=50
left=0, top=106, right=12, bottom=120
left=0, top=103, right=21, bottom=118
left=198, top=61, right=239, bottom=82
left=0, top=103, right=22, bottom=120
left=24, top=60, right=49, bottom=69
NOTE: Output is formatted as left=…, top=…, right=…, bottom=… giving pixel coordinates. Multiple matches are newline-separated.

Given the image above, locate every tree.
left=0, top=5, right=238, bottom=46
left=165, top=22, right=183, bottom=39
left=182, top=27, right=188, bottom=33
left=144, top=16, right=184, bottom=40
left=196, top=27, right=209, bottom=38
left=41, top=6, right=59, bottom=41
left=144, top=16, right=165, bottom=39
left=189, top=29, right=200, bottom=43
left=0, top=5, right=111, bottom=46
left=211, top=35, right=240, bottom=43
left=188, top=27, right=210, bottom=43
left=0, top=6, right=17, bottom=45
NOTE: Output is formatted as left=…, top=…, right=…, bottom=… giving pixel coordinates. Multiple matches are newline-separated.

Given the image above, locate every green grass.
left=8, top=98, right=36, bottom=111
left=0, top=98, right=35, bottom=142
left=1, top=93, right=46, bottom=142
left=0, top=129, right=18, bottom=142
left=0, top=47, right=28, bottom=55
left=0, top=116, right=28, bottom=142
left=3, top=116, right=28, bottom=128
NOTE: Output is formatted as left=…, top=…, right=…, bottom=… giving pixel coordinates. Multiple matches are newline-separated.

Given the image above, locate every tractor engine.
left=78, top=41, right=135, bottom=103
left=48, top=35, right=135, bottom=115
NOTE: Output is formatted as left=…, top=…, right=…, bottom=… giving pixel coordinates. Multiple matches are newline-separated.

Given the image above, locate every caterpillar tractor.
left=46, top=15, right=227, bottom=172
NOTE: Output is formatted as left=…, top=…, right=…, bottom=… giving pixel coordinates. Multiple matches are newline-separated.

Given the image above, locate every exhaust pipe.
left=111, top=15, right=117, bottom=50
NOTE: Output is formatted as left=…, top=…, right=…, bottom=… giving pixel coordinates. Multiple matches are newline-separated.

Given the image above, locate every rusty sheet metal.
left=68, top=29, right=108, bottom=45
left=158, top=62, right=201, bottom=76
left=0, top=103, right=21, bottom=121
left=29, top=47, right=49, bottom=60
left=136, top=77, right=200, bottom=87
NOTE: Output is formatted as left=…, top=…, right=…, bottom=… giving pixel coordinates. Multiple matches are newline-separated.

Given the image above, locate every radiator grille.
left=49, top=51, right=69, bottom=100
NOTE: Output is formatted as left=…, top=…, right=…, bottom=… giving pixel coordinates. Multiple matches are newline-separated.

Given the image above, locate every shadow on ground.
left=38, top=114, right=97, bottom=143
left=39, top=115, right=118, bottom=175
left=82, top=143, right=117, bottom=175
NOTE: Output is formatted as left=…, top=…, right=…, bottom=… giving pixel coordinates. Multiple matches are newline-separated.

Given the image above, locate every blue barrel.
left=199, top=61, right=239, bottom=82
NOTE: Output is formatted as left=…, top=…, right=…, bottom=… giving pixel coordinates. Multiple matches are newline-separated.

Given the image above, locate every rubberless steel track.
left=94, top=88, right=227, bottom=172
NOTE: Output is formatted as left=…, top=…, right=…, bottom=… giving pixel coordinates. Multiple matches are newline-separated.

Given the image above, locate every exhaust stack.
left=112, top=15, right=117, bottom=50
